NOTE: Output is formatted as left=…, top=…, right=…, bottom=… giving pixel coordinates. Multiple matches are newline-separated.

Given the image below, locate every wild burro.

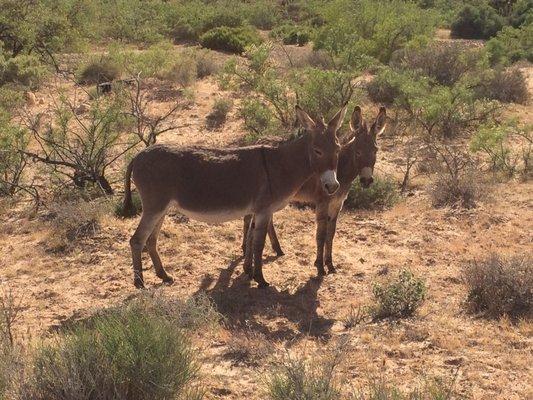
left=243, top=106, right=386, bottom=276
left=123, top=105, right=348, bottom=288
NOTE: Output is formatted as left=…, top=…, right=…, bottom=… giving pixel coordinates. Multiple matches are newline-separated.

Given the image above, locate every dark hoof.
left=275, top=250, right=285, bottom=257
left=134, top=279, right=145, bottom=289
left=160, top=275, right=174, bottom=285
left=315, top=261, right=326, bottom=276
left=257, top=280, right=270, bottom=288
left=327, top=264, right=336, bottom=274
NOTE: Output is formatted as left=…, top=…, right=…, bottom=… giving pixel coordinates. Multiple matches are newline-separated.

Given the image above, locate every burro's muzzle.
left=320, top=169, right=340, bottom=195
left=359, top=167, right=374, bottom=188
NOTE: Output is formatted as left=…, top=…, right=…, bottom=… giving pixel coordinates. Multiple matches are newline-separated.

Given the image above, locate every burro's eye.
left=313, top=147, right=323, bottom=157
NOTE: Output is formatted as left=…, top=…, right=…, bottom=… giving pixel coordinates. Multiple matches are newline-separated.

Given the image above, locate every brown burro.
left=242, top=106, right=386, bottom=276
left=123, top=105, right=348, bottom=288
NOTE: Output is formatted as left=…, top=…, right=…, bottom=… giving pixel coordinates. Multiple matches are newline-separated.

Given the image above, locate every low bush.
left=0, top=55, right=48, bottom=90
left=451, top=4, right=504, bottom=39
left=206, top=97, right=233, bottom=129
left=195, top=50, right=221, bottom=78
left=477, top=67, right=529, bottom=104
left=200, top=26, right=262, bottom=54
left=486, top=24, right=533, bottom=66
left=357, top=375, right=456, bottom=399
left=245, top=1, right=281, bottom=30
left=430, top=169, right=481, bottom=209
left=239, top=98, right=278, bottom=142
left=463, top=254, right=532, bottom=319
left=371, top=270, right=426, bottom=320
left=0, top=113, right=29, bottom=197
left=163, top=53, right=198, bottom=88
left=270, top=24, right=311, bottom=46
left=345, top=176, right=398, bottom=210
left=77, top=57, right=122, bottom=85
left=20, top=297, right=203, bottom=400
left=0, top=85, right=24, bottom=112
left=115, top=190, right=142, bottom=217
left=224, top=330, right=272, bottom=366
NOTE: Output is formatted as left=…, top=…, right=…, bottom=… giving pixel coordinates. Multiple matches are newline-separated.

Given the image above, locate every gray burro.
left=123, top=104, right=348, bottom=288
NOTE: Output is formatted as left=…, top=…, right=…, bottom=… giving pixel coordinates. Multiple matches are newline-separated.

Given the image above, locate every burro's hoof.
left=257, top=280, right=270, bottom=288
left=327, top=264, right=336, bottom=274
left=161, top=275, right=174, bottom=285
left=134, top=278, right=145, bottom=289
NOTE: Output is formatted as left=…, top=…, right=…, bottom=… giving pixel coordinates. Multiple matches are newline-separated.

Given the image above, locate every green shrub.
left=486, top=24, right=533, bottom=66
left=77, top=57, right=122, bottom=85
left=270, top=24, right=311, bottom=46
left=239, top=98, right=278, bottom=142
left=451, top=4, right=504, bottom=40
left=509, top=0, right=533, bottom=28
left=477, top=67, right=529, bottom=104
left=0, top=85, right=24, bottom=112
left=21, top=297, right=205, bottom=400
left=200, top=26, right=262, bottom=54
left=0, top=55, right=47, bottom=90
left=371, top=270, right=426, bottom=320
left=430, top=168, right=481, bottom=209
left=195, top=49, right=221, bottom=78
left=206, top=97, right=233, bottom=129
left=163, top=53, right=198, bottom=87
left=345, top=176, right=398, bottom=210
left=245, top=1, right=281, bottom=29
left=0, top=112, right=29, bottom=196
left=463, top=254, right=532, bottom=319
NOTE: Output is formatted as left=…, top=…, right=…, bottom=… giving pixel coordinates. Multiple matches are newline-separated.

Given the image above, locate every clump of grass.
left=371, top=270, right=426, bottom=320
left=345, top=176, right=399, bottom=210
left=224, top=330, right=272, bottom=366
left=356, top=375, right=456, bottom=399
left=430, top=169, right=481, bottom=209
left=20, top=293, right=215, bottom=400
left=206, top=97, right=233, bottom=129
left=463, top=254, right=532, bottom=319
left=77, top=57, right=122, bottom=85
left=342, top=306, right=368, bottom=329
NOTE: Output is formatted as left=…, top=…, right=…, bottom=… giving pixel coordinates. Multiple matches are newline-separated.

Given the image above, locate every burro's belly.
left=173, top=202, right=252, bottom=224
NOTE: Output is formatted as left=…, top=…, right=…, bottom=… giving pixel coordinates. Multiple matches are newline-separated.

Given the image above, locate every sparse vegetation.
left=463, top=254, right=532, bottom=319
left=77, top=57, right=122, bottom=85
left=345, top=176, right=399, bottom=210
left=200, top=26, right=262, bottom=54
left=206, top=97, right=233, bottom=129
left=371, top=270, right=426, bottom=320
left=356, top=375, right=456, bottom=400
left=225, top=330, right=272, bottom=366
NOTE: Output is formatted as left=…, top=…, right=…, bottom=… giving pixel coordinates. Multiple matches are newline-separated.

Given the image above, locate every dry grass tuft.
left=224, top=330, right=273, bottom=366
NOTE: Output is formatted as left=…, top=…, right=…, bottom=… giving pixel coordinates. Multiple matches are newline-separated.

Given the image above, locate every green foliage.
left=0, top=54, right=48, bottom=89
left=450, top=4, right=504, bottom=40
left=371, top=270, right=426, bottom=320
left=115, top=190, right=142, bottom=217
left=21, top=296, right=204, bottom=400
left=239, top=98, right=278, bottom=142
left=486, top=24, right=533, bottom=66
left=463, top=254, right=532, bottom=319
left=77, top=56, right=122, bottom=85
left=313, top=0, right=437, bottom=67
left=0, top=85, right=24, bottom=113
left=509, top=0, right=533, bottom=28
left=265, top=354, right=342, bottom=400
left=200, top=26, right=262, bottom=54
left=345, top=176, right=399, bottom=210
left=206, top=97, right=233, bottom=129
left=0, top=112, right=29, bottom=196
left=270, top=24, right=311, bottom=46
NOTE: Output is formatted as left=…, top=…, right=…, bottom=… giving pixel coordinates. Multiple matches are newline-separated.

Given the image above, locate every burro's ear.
left=327, top=102, right=348, bottom=135
left=371, top=106, right=387, bottom=137
left=349, top=105, right=363, bottom=133
left=295, top=105, right=317, bottom=132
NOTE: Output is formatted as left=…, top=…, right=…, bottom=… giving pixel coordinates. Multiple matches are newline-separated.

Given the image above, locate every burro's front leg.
left=314, top=203, right=328, bottom=276
left=252, top=212, right=271, bottom=288
left=325, top=213, right=339, bottom=273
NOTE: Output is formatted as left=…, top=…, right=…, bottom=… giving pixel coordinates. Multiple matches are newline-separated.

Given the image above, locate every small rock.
left=25, top=91, right=37, bottom=106
left=75, top=103, right=90, bottom=115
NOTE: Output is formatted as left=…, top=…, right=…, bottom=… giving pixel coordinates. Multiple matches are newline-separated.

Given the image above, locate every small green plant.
left=463, top=254, right=532, bottom=319
left=0, top=55, right=48, bottom=90
left=371, top=270, right=426, bottom=320
left=77, top=57, right=122, bottom=85
left=451, top=4, right=504, bottom=39
left=20, top=295, right=209, bottom=400
left=200, top=26, right=262, bottom=54
left=270, top=24, right=311, bottom=46
left=486, top=24, right=533, bottom=66
left=239, top=98, right=278, bottom=142
left=345, top=176, right=398, bottom=210
left=206, top=97, right=233, bottom=129
left=0, top=113, right=29, bottom=197
left=115, top=190, right=142, bottom=217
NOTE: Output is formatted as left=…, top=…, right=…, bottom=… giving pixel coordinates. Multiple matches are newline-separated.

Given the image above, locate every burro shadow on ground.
left=194, top=255, right=334, bottom=342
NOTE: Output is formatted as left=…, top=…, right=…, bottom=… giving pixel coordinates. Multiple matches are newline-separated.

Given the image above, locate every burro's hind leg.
left=146, top=215, right=174, bottom=284
left=267, top=217, right=284, bottom=256
left=129, top=206, right=167, bottom=288
left=242, top=214, right=252, bottom=255
left=252, top=212, right=271, bottom=288
left=243, top=215, right=254, bottom=278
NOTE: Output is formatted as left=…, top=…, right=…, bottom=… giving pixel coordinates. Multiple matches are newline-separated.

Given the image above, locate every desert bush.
left=20, top=298, right=202, bottom=400
left=509, top=0, right=533, bottom=28
left=371, top=270, right=426, bottom=320
left=265, top=353, right=343, bottom=400
left=476, top=67, right=529, bottom=104
left=206, top=97, right=233, bottom=129
left=345, top=176, right=399, bottom=210
left=0, top=55, right=48, bottom=90
left=239, top=98, right=278, bottom=141
left=313, top=0, right=438, bottom=66
left=450, top=4, right=504, bottom=39
left=391, top=43, right=484, bottom=87
left=163, top=53, right=198, bottom=88
left=486, top=24, right=533, bottom=65
left=270, top=24, right=311, bottom=46
left=195, top=49, right=221, bottom=78
left=77, top=57, right=122, bottom=85
left=200, top=26, right=262, bottom=54
left=430, top=169, right=481, bottom=209
left=463, top=254, right=532, bottom=319
left=356, top=375, right=456, bottom=399
left=224, top=330, right=272, bottom=366
left=0, top=85, right=24, bottom=112
left=245, top=1, right=281, bottom=29
left=0, top=113, right=29, bottom=197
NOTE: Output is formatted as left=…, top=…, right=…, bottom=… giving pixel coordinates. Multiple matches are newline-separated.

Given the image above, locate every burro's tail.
left=122, top=159, right=136, bottom=217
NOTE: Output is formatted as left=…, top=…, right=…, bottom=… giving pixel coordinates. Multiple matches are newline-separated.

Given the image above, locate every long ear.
left=371, top=107, right=387, bottom=137
left=327, top=102, right=348, bottom=134
left=349, top=106, right=363, bottom=133
left=295, top=105, right=317, bottom=131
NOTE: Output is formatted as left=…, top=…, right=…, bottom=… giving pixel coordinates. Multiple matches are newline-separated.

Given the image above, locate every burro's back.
left=123, top=104, right=347, bottom=288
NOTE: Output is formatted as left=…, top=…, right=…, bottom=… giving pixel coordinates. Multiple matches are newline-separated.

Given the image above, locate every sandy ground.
left=0, top=45, right=532, bottom=399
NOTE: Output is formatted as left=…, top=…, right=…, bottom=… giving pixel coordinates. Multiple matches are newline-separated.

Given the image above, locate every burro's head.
left=295, top=104, right=347, bottom=195
left=349, top=106, right=386, bottom=189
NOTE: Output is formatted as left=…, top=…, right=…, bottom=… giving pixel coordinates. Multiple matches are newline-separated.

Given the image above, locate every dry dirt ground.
left=0, top=46, right=532, bottom=399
